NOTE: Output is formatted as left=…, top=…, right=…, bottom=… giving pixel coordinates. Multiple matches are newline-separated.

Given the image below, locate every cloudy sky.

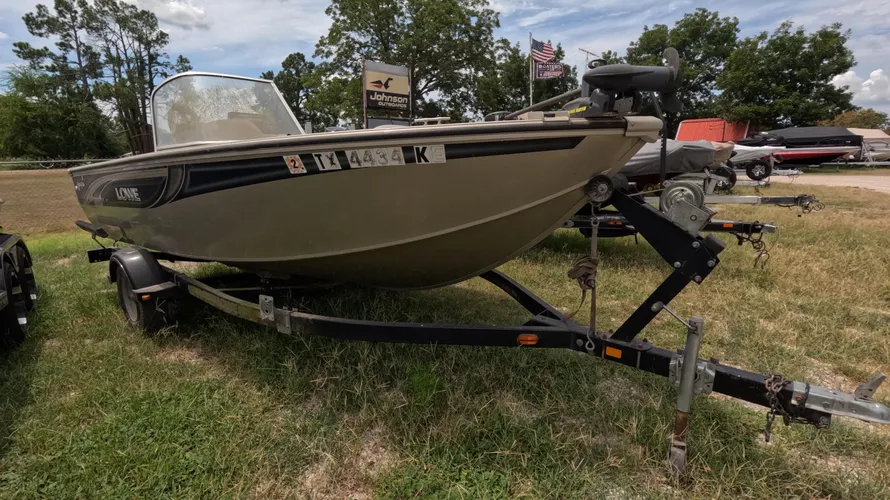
left=0, top=0, right=888, bottom=112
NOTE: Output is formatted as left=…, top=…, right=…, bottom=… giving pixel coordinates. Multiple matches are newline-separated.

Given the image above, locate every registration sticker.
left=347, top=148, right=405, bottom=167
left=312, top=151, right=342, bottom=171
left=413, top=145, right=446, bottom=164
left=283, top=155, right=307, bottom=174
left=346, top=149, right=375, bottom=168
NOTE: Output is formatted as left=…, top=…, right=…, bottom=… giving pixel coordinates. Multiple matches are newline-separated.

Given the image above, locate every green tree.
left=625, top=8, right=739, bottom=120
left=474, top=39, right=528, bottom=116
left=14, top=0, right=192, bottom=155
left=261, top=53, right=319, bottom=127
left=474, top=39, right=578, bottom=117
left=314, top=0, right=499, bottom=120
left=302, top=63, right=362, bottom=128
left=84, top=0, right=191, bottom=154
left=597, top=50, right=624, bottom=65
left=12, top=0, right=102, bottom=97
left=0, top=68, right=121, bottom=160
left=819, top=109, right=889, bottom=129
left=716, top=21, right=855, bottom=129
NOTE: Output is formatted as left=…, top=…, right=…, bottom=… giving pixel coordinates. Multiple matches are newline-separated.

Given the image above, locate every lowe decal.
left=114, top=187, right=142, bottom=202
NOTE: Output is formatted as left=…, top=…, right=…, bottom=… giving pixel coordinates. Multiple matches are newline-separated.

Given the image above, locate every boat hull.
left=71, top=118, right=660, bottom=288
left=773, top=147, right=861, bottom=166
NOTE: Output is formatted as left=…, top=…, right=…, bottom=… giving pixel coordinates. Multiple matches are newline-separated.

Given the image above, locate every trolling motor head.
left=564, top=48, right=683, bottom=116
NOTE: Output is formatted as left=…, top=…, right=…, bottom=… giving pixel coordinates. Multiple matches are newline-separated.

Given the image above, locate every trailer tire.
left=745, top=160, right=772, bottom=181
left=115, top=264, right=176, bottom=332
left=714, top=166, right=737, bottom=191
left=0, top=263, right=28, bottom=351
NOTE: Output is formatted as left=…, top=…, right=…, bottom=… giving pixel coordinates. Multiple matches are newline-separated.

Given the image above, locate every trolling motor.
left=564, top=47, right=683, bottom=117
left=489, top=48, right=683, bottom=122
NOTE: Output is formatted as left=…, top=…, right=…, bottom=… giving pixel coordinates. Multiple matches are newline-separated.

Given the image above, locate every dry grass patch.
left=52, top=255, right=76, bottom=267
left=0, top=170, right=85, bottom=235
left=155, top=346, right=205, bottom=364
left=301, top=425, right=397, bottom=500
left=494, top=391, right=542, bottom=423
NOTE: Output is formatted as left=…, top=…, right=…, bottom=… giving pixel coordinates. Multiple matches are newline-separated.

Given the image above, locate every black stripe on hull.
left=176, top=136, right=584, bottom=203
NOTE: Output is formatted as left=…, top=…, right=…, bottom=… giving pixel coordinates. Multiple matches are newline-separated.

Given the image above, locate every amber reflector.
left=605, top=346, right=622, bottom=359
left=517, top=334, right=538, bottom=346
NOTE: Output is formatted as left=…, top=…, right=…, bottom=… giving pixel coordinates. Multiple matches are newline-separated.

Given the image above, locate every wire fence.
left=0, top=159, right=113, bottom=170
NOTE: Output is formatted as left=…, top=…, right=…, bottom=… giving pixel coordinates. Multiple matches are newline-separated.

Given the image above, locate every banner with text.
left=534, top=62, right=565, bottom=80
left=364, top=60, right=411, bottom=112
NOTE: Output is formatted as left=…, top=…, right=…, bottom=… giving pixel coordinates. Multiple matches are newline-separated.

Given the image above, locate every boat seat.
left=171, top=118, right=268, bottom=144
left=201, top=118, right=268, bottom=141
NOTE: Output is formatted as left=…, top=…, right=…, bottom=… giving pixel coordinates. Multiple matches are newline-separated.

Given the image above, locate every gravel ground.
left=770, top=173, right=890, bottom=194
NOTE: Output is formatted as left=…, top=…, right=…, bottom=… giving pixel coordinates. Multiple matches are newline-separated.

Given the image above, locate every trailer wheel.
left=0, top=263, right=28, bottom=351
left=745, top=160, right=772, bottom=181
left=115, top=265, right=176, bottom=332
left=714, top=166, right=737, bottom=191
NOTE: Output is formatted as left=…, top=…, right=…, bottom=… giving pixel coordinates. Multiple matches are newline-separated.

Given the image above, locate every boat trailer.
left=77, top=187, right=888, bottom=474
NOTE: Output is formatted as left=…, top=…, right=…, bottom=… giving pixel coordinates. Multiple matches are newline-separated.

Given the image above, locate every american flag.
left=531, top=38, right=554, bottom=63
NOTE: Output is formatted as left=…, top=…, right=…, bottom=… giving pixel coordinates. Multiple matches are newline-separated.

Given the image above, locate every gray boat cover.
left=620, top=140, right=717, bottom=178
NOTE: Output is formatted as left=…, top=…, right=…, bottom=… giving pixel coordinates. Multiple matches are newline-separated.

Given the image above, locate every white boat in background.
left=848, top=128, right=890, bottom=161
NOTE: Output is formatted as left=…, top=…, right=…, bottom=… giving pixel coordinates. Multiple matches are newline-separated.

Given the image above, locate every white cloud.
left=518, top=8, right=578, bottom=28
left=832, top=69, right=890, bottom=105
left=127, top=0, right=209, bottom=30
left=832, top=70, right=864, bottom=93
left=0, top=31, right=9, bottom=40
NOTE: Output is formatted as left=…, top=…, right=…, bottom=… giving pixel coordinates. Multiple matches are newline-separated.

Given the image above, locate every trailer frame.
left=77, top=190, right=888, bottom=473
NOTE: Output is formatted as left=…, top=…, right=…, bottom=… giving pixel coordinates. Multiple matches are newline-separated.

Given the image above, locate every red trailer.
left=675, top=118, right=750, bottom=142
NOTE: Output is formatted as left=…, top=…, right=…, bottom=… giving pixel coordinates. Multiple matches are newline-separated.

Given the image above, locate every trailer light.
left=141, top=294, right=151, bottom=301
left=517, top=334, right=538, bottom=346
left=605, top=346, right=622, bottom=359
left=722, top=223, right=733, bottom=228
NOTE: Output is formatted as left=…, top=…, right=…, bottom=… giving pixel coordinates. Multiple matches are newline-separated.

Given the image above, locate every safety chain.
left=733, top=230, right=770, bottom=269
left=800, top=199, right=825, bottom=215
left=775, top=197, right=825, bottom=215
left=565, top=256, right=598, bottom=320
left=763, top=374, right=820, bottom=442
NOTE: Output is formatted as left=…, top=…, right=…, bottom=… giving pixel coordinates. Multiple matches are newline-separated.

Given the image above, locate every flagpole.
left=529, top=32, right=534, bottom=106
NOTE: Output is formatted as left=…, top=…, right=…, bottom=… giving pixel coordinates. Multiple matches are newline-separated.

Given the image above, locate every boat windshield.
left=152, top=73, right=303, bottom=149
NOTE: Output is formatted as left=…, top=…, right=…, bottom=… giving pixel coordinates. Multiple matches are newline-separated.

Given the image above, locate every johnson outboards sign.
left=367, top=91, right=409, bottom=110
left=364, top=61, right=410, bottom=112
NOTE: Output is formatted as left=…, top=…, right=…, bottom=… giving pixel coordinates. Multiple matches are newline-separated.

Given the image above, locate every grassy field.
left=2, top=172, right=890, bottom=498
left=801, top=166, right=890, bottom=175
left=0, top=170, right=85, bottom=234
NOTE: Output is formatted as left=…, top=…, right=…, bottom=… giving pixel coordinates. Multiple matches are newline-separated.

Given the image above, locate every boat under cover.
left=618, top=140, right=722, bottom=185
left=70, top=72, right=661, bottom=289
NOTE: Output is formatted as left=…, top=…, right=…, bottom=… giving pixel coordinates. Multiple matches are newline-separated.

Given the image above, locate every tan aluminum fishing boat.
left=70, top=72, right=662, bottom=289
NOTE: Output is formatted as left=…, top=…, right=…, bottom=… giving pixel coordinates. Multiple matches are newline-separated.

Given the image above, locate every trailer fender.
left=0, top=235, right=34, bottom=303
left=108, top=247, right=169, bottom=291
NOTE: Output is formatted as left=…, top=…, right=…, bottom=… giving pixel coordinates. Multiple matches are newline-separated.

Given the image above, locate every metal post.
left=578, top=48, right=597, bottom=68
left=529, top=32, right=534, bottom=106
left=502, top=88, right=581, bottom=120
left=649, top=92, right=668, bottom=186
left=588, top=212, right=599, bottom=332
left=361, top=55, right=368, bottom=129
left=668, top=316, right=704, bottom=474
